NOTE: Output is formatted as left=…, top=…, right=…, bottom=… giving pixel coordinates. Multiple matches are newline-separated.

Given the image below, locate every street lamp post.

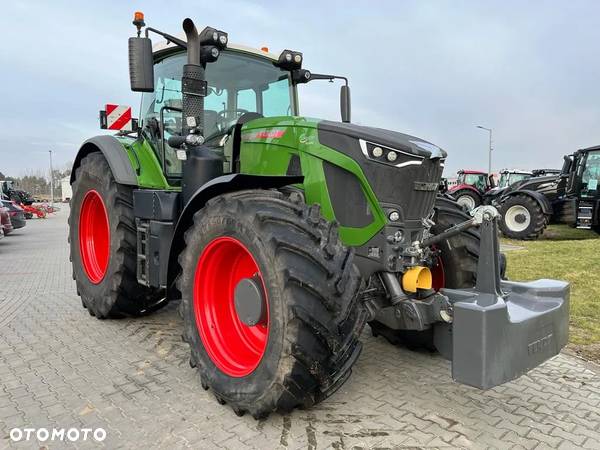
left=49, top=150, right=54, bottom=208
left=476, top=125, right=493, bottom=175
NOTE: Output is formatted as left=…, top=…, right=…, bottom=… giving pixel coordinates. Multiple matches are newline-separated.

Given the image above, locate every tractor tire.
left=177, top=189, right=367, bottom=418
left=69, top=152, right=166, bottom=318
left=499, top=194, right=547, bottom=240
left=452, top=189, right=481, bottom=211
left=370, top=195, right=482, bottom=350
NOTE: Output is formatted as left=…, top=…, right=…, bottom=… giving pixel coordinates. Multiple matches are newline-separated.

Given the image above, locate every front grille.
left=317, top=126, right=444, bottom=227
left=367, top=159, right=443, bottom=221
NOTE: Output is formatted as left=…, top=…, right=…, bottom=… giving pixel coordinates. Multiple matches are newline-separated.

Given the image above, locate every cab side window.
left=140, top=54, right=186, bottom=178
left=263, top=78, right=292, bottom=116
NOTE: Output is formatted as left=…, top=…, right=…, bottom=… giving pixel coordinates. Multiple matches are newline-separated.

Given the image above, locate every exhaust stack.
left=181, top=18, right=205, bottom=136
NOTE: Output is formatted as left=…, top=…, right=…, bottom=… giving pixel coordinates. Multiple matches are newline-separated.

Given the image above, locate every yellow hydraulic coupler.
left=401, top=266, right=432, bottom=293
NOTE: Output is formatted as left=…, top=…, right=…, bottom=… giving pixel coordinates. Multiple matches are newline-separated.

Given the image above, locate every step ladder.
left=136, top=220, right=150, bottom=285
left=576, top=201, right=593, bottom=229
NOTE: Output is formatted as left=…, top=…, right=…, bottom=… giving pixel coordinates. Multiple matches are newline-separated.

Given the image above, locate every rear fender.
left=70, top=135, right=138, bottom=186
left=166, top=174, right=303, bottom=299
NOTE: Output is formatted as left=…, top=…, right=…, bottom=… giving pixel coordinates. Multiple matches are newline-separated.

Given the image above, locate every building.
left=60, top=176, right=72, bottom=202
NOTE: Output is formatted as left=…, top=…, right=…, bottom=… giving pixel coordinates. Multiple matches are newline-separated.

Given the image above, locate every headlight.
left=199, top=27, right=228, bottom=50
left=359, top=139, right=425, bottom=168
left=277, top=49, right=303, bottom=70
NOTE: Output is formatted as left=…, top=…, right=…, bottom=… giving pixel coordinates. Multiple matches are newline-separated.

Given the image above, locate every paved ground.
left=1, top=207, right=600, bottom=449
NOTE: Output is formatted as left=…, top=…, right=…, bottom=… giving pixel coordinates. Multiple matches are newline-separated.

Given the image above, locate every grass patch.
left=503, top=225, right=600, bottom=349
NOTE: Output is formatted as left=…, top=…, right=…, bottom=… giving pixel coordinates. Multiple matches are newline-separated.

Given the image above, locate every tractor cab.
left=139, top=46, right=299, bottom=181
left=564, top=147, right=600, bottom=229
left=569, top=147, right=600, bottom=199
left=456, top=170, right=494, bottom=192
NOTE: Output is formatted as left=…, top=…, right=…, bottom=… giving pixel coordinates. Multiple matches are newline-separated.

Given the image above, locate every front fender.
left=449, top=184, right=480, bottom=195
left=70, top=135, right=138, bottom=186
left=502, top=189, right=553, bottom=215
left=166, top=174, right=303, bottom=299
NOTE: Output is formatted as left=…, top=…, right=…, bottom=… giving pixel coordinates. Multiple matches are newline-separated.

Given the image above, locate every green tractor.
left=69, top=14, right=570, bottom=418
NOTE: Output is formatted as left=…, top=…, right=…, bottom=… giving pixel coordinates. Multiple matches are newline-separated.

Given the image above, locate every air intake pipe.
left=181, top=18, right=205, bottom=136
left=180, top=18, right=224, bottom=205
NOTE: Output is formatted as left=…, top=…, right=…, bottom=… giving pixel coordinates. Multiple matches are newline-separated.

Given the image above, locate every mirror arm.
left=145, top=27, right=188, bottom=50
left=308, top=73, right=348, bottom=86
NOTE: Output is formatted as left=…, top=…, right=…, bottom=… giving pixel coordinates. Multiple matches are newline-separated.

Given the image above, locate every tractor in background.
left=68, top=13, right=570, bottom=418
left=447, top=169, right=495, bottom=210
left=1, top=181, right=42, bottom=219
left=492, top=148, right=600, bottom=239
left=482, top=169, right=533, bottom=206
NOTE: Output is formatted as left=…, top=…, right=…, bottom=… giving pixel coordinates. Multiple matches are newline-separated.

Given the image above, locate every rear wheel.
left=499, top=194, right=547, bottom=240
left=453, top=189, right=481, bottom=211
left=69, top=152, right=165, bottom=318
left=177, top=190, right=367, bottom=418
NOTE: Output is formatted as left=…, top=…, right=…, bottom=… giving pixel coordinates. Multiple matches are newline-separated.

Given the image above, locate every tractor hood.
left=512, top=174, right=559, bottom=192
left=318, top=121, right=447, bottom=160
left=484, top=186, right=507, bottom=197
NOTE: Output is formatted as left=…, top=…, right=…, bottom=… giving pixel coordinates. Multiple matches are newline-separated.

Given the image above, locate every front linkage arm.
left=372, top=206, right=503, bottom=330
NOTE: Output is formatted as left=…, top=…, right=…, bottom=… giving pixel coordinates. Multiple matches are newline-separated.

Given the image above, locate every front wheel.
left=177, top=190, right=367, bottom=418
left=499, top=194, right=547, bottom=240
left=452, top=189, right=481, bottom=211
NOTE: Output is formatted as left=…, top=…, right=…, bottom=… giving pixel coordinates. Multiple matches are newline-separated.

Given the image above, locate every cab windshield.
left=498, top=172, right=531, bottom=188
left=458, top=173, right=488, bottom=190
left=141, top=50, right=296, bottom=177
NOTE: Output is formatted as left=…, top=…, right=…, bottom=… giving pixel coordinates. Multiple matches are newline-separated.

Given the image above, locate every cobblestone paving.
left=1, top=207, right=599, bottom=449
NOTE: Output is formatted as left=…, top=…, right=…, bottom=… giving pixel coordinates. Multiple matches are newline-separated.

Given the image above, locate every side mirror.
left=128, top=37, right=154, bottom=92
left=561, top=155, right=573, bottom=176
left=340, top=85, right=351, bottom=123
left=292, top=70, right=352, bottom=123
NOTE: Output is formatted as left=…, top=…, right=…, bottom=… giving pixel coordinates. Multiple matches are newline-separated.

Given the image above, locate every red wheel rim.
left=193, top=237, right=269, bottom=377
left=431, top=254, right=445, bottom=291
left=79, top=190, right=110, bottom=284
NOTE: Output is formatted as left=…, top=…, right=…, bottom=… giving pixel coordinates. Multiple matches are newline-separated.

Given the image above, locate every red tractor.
left=448, top=170, right=495, bottom=210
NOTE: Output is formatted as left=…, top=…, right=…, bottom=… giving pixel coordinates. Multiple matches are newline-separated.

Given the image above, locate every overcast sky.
left=1, top=0, right=599, bottom=177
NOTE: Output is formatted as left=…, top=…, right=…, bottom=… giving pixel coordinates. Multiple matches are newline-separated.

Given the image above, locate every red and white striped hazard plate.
left=104, top=104, right=133, bottom=131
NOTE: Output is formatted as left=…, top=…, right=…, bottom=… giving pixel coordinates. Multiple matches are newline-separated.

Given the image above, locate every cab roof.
left=581, top=144, right=600, bottom=152
left=457, top=170, right=487, bottom=175
left=152, top=36, right=279, bottom=61
left=498, top=169, right=532, bottom=175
